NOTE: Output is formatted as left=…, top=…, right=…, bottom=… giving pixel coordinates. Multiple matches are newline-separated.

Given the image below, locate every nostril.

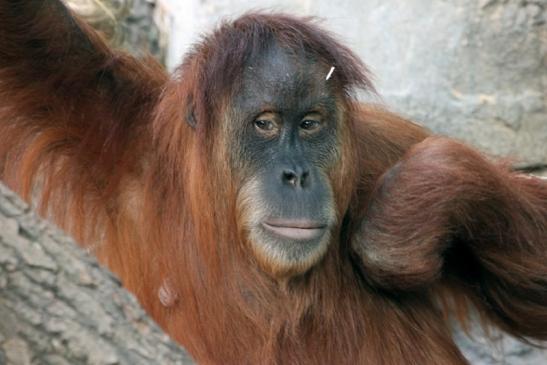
left=301, top=171, right=310, bottom=187
left=282, top=170, right=298, bottom=186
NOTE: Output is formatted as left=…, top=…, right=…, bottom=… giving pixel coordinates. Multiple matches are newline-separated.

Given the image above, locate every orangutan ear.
left=186, top=108, right=197, bottom=129
left=185, top=97, right=197, bottom=129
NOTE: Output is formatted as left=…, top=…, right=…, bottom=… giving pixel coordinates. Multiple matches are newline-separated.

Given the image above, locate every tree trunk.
left=0, top=183, right=193, bottom=365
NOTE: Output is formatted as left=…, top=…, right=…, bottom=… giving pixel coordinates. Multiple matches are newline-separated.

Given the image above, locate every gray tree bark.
left=0, top=182, right=193, bottom=365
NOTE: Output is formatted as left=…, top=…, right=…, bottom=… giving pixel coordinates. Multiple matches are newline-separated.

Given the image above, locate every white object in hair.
left=326, top=66, right=335, bottom=81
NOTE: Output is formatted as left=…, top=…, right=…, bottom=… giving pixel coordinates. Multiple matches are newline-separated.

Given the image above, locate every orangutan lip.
left=262, top=219, right=326, bottom=241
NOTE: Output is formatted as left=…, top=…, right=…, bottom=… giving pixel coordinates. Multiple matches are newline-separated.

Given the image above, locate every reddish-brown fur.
left=1, top=2, right=546, bottom=364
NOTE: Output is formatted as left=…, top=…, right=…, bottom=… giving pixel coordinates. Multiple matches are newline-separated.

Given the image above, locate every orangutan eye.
left=254, top=119, right=274, bottom=131
left=300, top=119, right=321, bottom=130
left=299, top=112, right=324, bottom=135
left=253, top=112, right=279, bottom=137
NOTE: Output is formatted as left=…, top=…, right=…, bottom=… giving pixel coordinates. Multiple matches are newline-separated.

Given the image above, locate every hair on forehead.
left=175, top=12, right=375, bottom=132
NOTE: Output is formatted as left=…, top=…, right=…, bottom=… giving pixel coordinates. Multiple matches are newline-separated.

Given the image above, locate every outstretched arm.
left=0, top=0, right=170, bottom=301
left=353, top=135, right=547, bottom=340
left=0, top=0, right=167, bottom=199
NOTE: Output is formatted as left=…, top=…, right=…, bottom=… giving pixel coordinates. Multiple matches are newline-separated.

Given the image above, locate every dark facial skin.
left=232, top=43, right=341, bottom=277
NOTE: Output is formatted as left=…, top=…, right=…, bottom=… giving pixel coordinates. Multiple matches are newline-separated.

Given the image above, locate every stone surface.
left=159, top=0, right=546, bottom=166
left=453, top=320, right=547, bottom=364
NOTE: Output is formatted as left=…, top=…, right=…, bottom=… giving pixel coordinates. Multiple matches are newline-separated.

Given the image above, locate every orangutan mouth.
left=262, top=219, right=327, bottom=241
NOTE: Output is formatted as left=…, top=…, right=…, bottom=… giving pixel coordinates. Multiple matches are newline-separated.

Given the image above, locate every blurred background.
left=64, top=0, right=546, bottom=363
left=66, top=0, right=546, bottom=176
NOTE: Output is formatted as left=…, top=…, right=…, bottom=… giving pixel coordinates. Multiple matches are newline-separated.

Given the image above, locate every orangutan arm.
left=353, top=131, right=547, bottom=340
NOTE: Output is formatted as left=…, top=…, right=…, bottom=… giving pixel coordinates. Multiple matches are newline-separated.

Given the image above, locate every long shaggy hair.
left=1, top=3, right=546, bottom=364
